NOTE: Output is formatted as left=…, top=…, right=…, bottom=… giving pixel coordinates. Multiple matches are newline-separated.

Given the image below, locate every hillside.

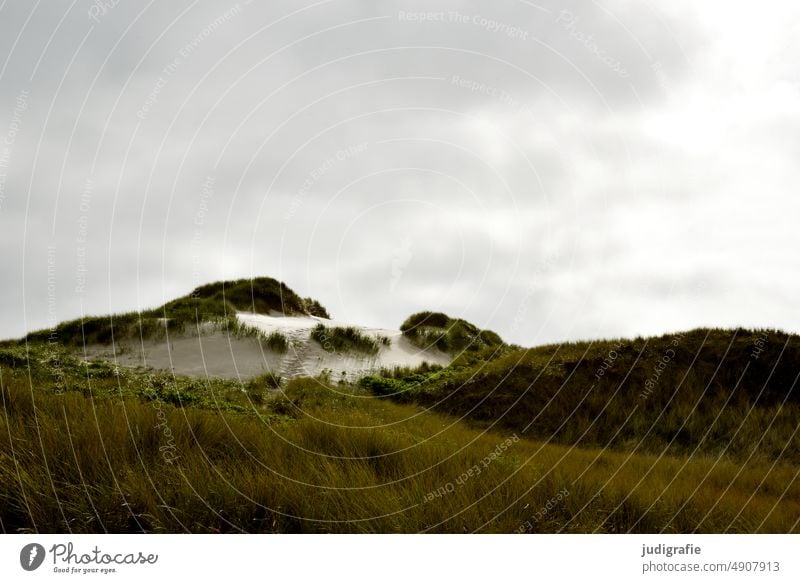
left=13, top=278, right=452, bottom=381
left=361, top=327, right=800, bottom=462
left=2, top=277, right=799, bottom=533
left=23, top=276, right=328, bottom=346
left=1, top=341, right=798, bottom=533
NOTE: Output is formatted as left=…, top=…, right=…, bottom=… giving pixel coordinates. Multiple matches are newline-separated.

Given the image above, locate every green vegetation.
left=4, top=281, right=799, bottom=534
left=400, top=311, right=504, bottom=355
left=1, top=341, right=798, bottom=533
left=22, top=277, right=329, bottom=347
left=264, top=331, right=290, bottom=353
left=0, top=344, right=284, bottom=415
left=400, top=311, right=451, bottom=331
left=310, top=324, right=383, bottom=355
left=189, top=278, right=329, bottom=318
left=244, top=372, right=284, bottom=404
left=362, top=327, right=800, bottom=463
left=229, top=319, right=289, bottom=354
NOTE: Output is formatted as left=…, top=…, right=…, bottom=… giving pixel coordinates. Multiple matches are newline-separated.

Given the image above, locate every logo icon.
left=20, top=543, right=46, bottom=571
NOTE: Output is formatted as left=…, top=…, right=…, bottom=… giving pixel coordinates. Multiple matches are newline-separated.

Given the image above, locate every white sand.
left=80, top=312, right=450, bottom=381
left=236, top=312, right=451, bottom=380
left=82, top=332, right=284, bottom=380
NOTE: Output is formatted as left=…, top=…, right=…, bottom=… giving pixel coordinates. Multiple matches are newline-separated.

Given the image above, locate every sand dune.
left=82, top=312, right=450, bottom=381
left=236, top=312, right=451, bottom=380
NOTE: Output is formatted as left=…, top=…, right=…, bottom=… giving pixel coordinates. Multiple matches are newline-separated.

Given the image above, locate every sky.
left=1, top=0, right=798, bottom=346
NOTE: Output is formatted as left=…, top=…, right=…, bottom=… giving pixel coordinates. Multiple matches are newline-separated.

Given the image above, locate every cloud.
left=1, top=0, right=798, bottom=346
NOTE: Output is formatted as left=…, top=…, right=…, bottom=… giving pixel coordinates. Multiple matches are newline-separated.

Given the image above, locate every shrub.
left=400, top=311, right=504, bottom=354
left=359, top=375, right=407, bottom=397
left=22, top=276, right=330, bottom=347
left=400, top=311, right=451, bottom=332
left=310, top=324, right=381, bottom=355
left=264, top=331, right=289, bottom=353
left=245, top=372, right=283, bottom=404
left=246, top=371, right=282, bottom=391
left=228, top=320, right=289, bottom=353
left=302, top=297, right=330, bottom=318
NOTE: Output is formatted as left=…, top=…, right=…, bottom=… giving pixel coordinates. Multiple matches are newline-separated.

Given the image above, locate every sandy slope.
left=82, top=332, right=284, bottom=379
left=236, top=312, right=450, bottom=380
left=82, top=313, right=450, bottom=381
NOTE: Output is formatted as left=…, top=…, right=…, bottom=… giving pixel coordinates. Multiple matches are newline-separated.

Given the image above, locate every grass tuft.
left=310, top=324, right=382, bottom=355
left=21, top=276, right=329, bottom=347
left=400, top=311, right=504, bottom=354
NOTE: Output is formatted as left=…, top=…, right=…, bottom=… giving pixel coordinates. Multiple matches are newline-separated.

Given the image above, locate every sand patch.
left=81, top=331, right=282, bottom=380
left=78, top=312, right=450, bottom=381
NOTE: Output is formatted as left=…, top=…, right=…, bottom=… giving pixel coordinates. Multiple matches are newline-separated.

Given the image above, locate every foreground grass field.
left=1, top=343, right=798, bottom=533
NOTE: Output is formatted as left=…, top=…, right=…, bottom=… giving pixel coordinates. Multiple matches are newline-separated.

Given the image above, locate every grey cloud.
left=1, top=0, right=798, bottom=345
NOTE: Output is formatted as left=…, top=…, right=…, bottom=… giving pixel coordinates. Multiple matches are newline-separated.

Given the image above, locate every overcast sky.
left=1, top=0, right=798, bottom=345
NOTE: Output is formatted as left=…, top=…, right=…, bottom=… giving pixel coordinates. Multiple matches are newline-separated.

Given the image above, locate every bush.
left=246, top=371, right=282, bottom=390
left=0, top=346, right=30, bottom=368
left=265, top=331, right=289, bottom=353
left=400, top=311, right=504, bottom=354
left=359, top=376, right=407, bottom=397
left=245, top=372, right=283, bottom=404
left=400, top=311, right=451, bottom=332
left=302, top=297, right=330, bottom=318
left=310, top=324, right=381, bottom=355
left=22, top=276, right=330, bottom=347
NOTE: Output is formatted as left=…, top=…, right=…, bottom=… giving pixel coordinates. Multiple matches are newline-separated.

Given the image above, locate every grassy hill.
left=1, top=341, right=798, bottom=533
left=2, top=282, right=799, bottom=533
left=400, top=311, right=504, bottom=355
left=361, top=327, right=800, bottom=463
left=20, top=277, right=329, bottom=347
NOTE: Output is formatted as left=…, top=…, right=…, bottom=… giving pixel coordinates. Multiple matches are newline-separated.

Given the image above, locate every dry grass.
left=1, top=348, right=798, bottom=533
left=363, top=327, right=800, bottom=463
left=310, top=324, right=382, bottom=355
